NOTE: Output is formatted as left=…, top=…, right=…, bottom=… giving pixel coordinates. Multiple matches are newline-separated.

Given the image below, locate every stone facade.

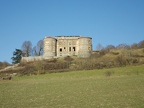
left=44, top=36, right=92, bottom=57
left=22, top=36, right=92, bottom=62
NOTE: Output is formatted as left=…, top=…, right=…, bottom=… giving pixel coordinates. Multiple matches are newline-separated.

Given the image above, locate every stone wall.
left=21, top=56, right=47, bottom=62
left=21, top=36, right=92, bottom=62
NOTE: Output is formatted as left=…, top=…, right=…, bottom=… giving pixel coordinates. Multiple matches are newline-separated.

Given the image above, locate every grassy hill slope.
left=0, top=65, right=144, bottom=108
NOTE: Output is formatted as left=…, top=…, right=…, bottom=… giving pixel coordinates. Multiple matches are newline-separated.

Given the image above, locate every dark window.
left=60, top=48, right=62, bottom=52
left=73, top=47, right=76, bottom=51
left=69, top=47, right=71, bottom=52
left=64, top=47, right=66, bottom=51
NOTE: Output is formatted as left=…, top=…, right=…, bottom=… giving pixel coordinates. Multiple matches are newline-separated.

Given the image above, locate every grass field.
left=0, top=65, right=144, bottom=108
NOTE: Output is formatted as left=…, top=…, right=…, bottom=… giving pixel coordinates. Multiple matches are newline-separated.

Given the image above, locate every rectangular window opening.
left=73, top=47, right=76, bottom=51
left=64, top=47, right=66, bottom=51
left=60, top=48, right=62, bottom=52
left=69, top=47, right=71, bottom=52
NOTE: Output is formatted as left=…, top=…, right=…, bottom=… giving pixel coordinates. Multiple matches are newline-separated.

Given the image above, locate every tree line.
left=96, top=40, right=144, bottom=53
left=11, top=39, right=144, bottom=64
left=1, top=39, right=144, bottom=75
left=11, top=40, right=43, bottom=64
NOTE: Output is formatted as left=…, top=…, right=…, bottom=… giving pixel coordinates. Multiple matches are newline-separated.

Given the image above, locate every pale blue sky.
left=0, top=0, right=144, bottom=63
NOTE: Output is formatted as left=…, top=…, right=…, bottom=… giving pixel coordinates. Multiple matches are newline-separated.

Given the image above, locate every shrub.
left=110, top=51, right=119, bottom=55
left=64, top=56, right=73, bottom=62
left=99, top=49, right=109, bottom=55
left=0, top=61, right=11, bottom=70
left=142, top=48, right=144, bottom=53
left=115, top=55, right=127, bottom=66
left=34, top=61, right=45, bottom=75
left=105, top=70, right=114, bottom=77
left=21, top=65, right=35, bottom=75
left=45, top=58, right=57, bottom=63
left=132, top=58, right=139, bottom=64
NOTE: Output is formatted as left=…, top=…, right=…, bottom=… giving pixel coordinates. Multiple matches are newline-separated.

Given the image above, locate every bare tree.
left=106, top=45, right=115, bottom=51
left=32, top=46, right=38, bottom=56
left=116, top=43, right=127, bottom=49
left=138, top=40, right=144, bottom=48
left=131, top=43, right=138, bottom=49
left=32, top=40, right=43, bottom=56
left=0, top=61, right=10, bottom=69
left=21, top=41, right=32, bottom=57
left=96, top=43, right=103, bottom=51
left=37, top=40, right=43, bottom=56
left=124, top=45, right=131, bottom=49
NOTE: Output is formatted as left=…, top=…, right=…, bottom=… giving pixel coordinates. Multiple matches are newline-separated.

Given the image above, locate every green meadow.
left=0, top=65, right=144, bottom=108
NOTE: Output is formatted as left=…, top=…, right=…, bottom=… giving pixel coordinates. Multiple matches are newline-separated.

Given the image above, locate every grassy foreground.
left=0, top=65, right=144, bottom=108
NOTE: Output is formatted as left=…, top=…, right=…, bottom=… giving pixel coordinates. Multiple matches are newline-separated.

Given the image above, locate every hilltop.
left=0, top=47, right=144, bottom=77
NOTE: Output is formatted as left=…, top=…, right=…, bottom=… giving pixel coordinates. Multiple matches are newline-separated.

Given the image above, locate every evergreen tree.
left=11, top=49, right=23, bottom=64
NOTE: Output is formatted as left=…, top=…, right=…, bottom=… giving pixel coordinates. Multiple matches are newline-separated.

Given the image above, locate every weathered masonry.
left=21, top=36, right=92, bottom=62
left=44, top=36, right=92, bottom=57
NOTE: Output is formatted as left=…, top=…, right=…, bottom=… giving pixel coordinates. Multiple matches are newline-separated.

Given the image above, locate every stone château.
left=22, top=36, right=92, bottom=62
left=44, top=36, right=92, bottom=57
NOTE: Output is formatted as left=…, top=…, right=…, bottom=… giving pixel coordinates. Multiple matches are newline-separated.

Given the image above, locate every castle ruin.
left=22, top=36, right=92, bottom=62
